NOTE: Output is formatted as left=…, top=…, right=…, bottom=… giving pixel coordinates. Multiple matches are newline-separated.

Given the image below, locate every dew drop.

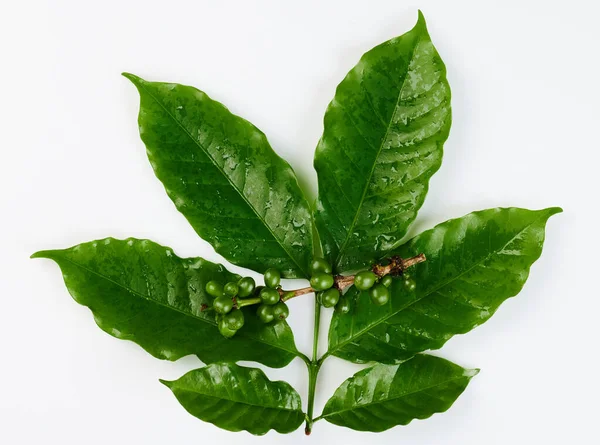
left=292, top=218, right=305, bottom=229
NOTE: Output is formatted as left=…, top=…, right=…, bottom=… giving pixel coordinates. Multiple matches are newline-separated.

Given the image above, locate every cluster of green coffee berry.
left=255, top=268, right=290, bottom=324
left=205, top=268, right=290, bottom=338
left=205, top=257, right=417, bottom=338
left=353, top=270, right=416, bottom=305
left=205, top=276, right=256, bottom=338
left=308, top=258, right=350, bottom=313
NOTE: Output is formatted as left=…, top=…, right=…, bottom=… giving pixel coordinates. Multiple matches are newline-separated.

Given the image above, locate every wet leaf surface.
left=125, top=74, right=313, bottom=278
left=33, top=238, right=298, bottom=368
left=328, top=207, right=561, bottom=363
left=320, top=354, right=477, bottom=431
left=162, top=363, right=304, bottom=435
left=314, top=12, right=451, bottom=273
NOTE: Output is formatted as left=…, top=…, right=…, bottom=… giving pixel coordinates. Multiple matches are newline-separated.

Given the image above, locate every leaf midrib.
left=321, top=372, right=468, bottom=419
left=135, top=79, right=309, bottom=278
left=328, top=212, right=547, bottom=356
left=333, top=33, right=423, bottom=271
left=51, top=253, right=299, bottom=356
left=171, top=385, right=303, bottom=413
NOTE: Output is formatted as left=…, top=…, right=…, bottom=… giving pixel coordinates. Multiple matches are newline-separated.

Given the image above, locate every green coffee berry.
left=224, top=281, right=239, bottom=296
left=273, top=302, right=290, bottom=321
left=260, top=287, right=280, bottom=305
left=381, top=275, right=393, bottom=287
left=354, top=271, right=377, bottom=291
left=310, top=272, right=334, bottom=291
left=264, top=268, right=281, bottom=288
left=237, top=276, right=256, bottom=297
left=309, top=257, right=332, bottom=275
left=257, top=304, right=275, bottom=323
left=335, top=296, right=351, bottom=314
left=224, top=309, right=244, bottom=330
left=205, top=280, right=224, bottom=297
left=404, top=278, right=417, bottom=292
left=213, top=295, right=234, bottom=314
left=370, top=283, right=390, bottom=306
left=218, top=317, right=237, bottom=338
left=320, top=288, right=340, bottom=308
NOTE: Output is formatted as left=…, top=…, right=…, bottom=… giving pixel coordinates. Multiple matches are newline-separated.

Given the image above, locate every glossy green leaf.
left=328, top=207, right=561, bottom=363
left=124, top=73, right=313, bottom=278
left=319, top=354, right=477, bottom=432
left=161, top=363, right=304, bottom=435
left=32, top=238, right=298, bottom=368
left=314, top=12, right=451, bottom=273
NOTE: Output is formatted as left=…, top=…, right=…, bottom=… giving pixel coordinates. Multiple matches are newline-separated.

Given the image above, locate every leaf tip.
left=31, top=250, right=51, bottom=260
left=548, top=206, right=563, bottom=216
left=464, top=368, right=480, bottom=379
left=537, top=206, right=563, bottom=222
left=413, top=10, right=429, bottom=36
left=122, top=72, right=144, bottom=86
left=159, top=379, right=173, bottom=388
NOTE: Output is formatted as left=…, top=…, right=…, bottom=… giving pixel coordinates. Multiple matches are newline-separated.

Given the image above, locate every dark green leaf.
left=124, top=73, right=313, bottom=278
left=314, top=12, right=451, bottom=273
left=328, top=207, right=561, bottom=363
left=161, top=363, right=304, bottom=435
left=32, top=238, right=298, bottom=368
left=320, top=354, right=477, bottom=432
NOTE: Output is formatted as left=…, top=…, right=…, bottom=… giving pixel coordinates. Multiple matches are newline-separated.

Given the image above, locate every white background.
left=1, top=0, right=598, bottom=443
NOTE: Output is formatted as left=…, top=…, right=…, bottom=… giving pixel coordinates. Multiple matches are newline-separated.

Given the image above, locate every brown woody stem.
left=282, top=253, right=426, bottom=300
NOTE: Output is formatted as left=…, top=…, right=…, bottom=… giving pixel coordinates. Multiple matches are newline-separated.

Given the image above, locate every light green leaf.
left=319, top=354, right=477, bottom=431
left=32, top=238, right=298, bottom=368
left=161, top=363, right=304, bottom=435
left=314, top=11, right=451, bottom=273
left=328, top=207, right=561, bottom=363
left=124, top=73, right=313, bottom=278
